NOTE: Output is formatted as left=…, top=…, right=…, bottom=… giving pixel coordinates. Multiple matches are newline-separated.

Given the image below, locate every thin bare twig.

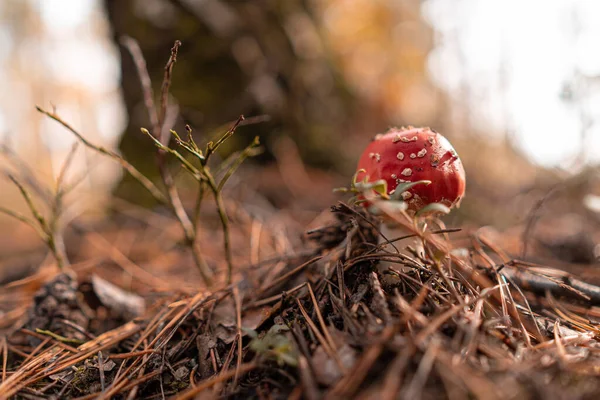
left=36, top=106, right=167, bottom=204
left=119, top=36, right=159, bottom=131
left=1, top=336, right=7, bottom=384
left=4, top=173, right=69, bottom=269
left=232, top=286, right=243, bottom=387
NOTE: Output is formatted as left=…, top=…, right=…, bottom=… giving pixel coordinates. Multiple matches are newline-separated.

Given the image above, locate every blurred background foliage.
left=1, top=0, right=599, bottom=265
left=104, top=0, right=538, bottom=216
left=104, top=0, right=440, bottom=200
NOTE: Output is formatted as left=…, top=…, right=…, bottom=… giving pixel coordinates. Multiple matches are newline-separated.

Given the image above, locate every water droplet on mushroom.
left=401, top=168, right=412, bottom=177
left=396, top=152, right=404, bottom=160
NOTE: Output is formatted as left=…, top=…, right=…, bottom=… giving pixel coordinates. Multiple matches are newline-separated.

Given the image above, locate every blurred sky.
left=0, top=0, right=123, bottom=193
left=425, top=0, right=600, bottom=168
left=1, top=0, right=600, bottom=173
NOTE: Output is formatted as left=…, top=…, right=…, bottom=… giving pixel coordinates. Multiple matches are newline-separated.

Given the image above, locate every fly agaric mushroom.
left=356, top=127, right=466, bottom=214
left=355, top=127, right=466, bottom=273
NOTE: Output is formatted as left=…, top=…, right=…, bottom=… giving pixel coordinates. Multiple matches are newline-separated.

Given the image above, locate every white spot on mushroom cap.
left=369, top=152, right=381, bottom=162
left=410, top=153, right=416, bottom=159
left=400, top=136, right=418, bottom=143
left=401, top=168, right=412, bottom=177
left=396, top=152, right=404, bottom=160
left=417, top=148, right=427, bottom=158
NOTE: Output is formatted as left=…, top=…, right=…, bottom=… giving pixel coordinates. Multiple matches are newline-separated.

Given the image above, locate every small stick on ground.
left=232, top=286, right=243, bottom=387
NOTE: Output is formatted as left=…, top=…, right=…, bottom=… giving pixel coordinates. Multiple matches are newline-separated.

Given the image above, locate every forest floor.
left=2, top=40, right=600, bottom=399
left=2, top=180, right=600, bottom=399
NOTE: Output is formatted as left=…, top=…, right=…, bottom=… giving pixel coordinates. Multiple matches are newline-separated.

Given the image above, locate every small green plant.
left=0, top=141, right=79, bottom=270
left=245, top=324, right=299, bottom=367
left=31, top=39, right=261, bottom=285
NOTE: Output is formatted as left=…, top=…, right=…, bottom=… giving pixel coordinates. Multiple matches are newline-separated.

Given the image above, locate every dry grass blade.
left=1, top=336, right=7, bottom=384
left=0, top=206, right=41, bottom=235
left=373, top=196, right=546, bottom=342
left=36, top=106, right=167, bottom=204
left=327, top=325, right=397, bottom=398
left=232, top=285, right=243, bottom=387
left=404, top=338, right=440, bottom=399
left=4, top=198, right=600, bottom=398
left=176, top=362, right=257, bottom=400
left=4, top=32, right=600, bottom=399
left=84, top=231, right=176, bottom=290
left=307, top=284, right=337, bottom=353
left=258, top=256, right=322, bottom=295
left=55, top=142, right=79, bottom=192
left=380, top=348, right=413, bottom=400
left=119, top=36, right=159, bottom=131
left=414, top=284, right=501, bottom=346
left=296, top=299, right=335, bottom=359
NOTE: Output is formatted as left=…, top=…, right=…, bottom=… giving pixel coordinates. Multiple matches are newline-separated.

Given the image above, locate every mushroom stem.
left=378, top=222, right=424, bottom=274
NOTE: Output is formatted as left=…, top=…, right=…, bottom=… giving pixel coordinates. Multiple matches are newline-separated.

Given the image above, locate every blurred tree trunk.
left=103, top=0, right=355, bottom=202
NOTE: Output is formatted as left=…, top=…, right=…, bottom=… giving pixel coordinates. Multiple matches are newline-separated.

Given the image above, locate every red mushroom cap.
left=356, top=127, right=466, bottom=213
